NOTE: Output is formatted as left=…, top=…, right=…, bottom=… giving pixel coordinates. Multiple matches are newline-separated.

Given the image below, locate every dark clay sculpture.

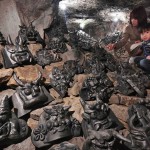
left=45, top=15, right=68, bottom=53
left=63, top=60, right=84, bottom=77
left=50, top=60, right=83, bottom=97
left=0, top=32, right=6, bottom=45
left=50, top=67, right=71, bottom=98
left=31, top=105, right=81, bottom=148
left=125, top=103, right=150, bottom=150
left=35, top=48, right=62, bottom=67
left=26, top=22, right=45, bottom=46
left=15, top=24, right=28, bottom=45
left=15, top=23, right=45, bottom=47
left=80, top=97, right=123, bottom=138
left=79, top=75, right=113, bottom=102
left=2, top=35, right=33, bottom=69
left=48, top=141, right=80, bottom=150
left=12, top=72, right=54, bottom=117
left=82, top=129, right=131, bottom=150
left=0, top=96, right=28, bottom=146
left=83, top=55, right=106, bottom=75
left=48, top=37, right=68, bottom=53
left=76, top=30, right=97, bottom=50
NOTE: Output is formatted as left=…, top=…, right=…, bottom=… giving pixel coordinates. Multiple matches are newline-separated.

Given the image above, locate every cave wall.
left=14, top=0, right=56, bottom=38
left=0, top=0, right=21, bottom=42
left=0, top=0, right=57, bottom=42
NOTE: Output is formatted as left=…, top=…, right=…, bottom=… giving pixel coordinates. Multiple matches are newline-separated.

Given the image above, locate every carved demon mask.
left=2, top=35, right=32, bottom=69
left=12, top=72, right=54, bottom=117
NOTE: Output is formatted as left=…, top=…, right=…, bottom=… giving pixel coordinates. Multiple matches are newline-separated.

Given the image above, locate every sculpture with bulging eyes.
left=0, top=96, right=28, bottom=146
left=12, top=72, right=54, bottom=117
left=2, top=35, right=32, bottom=69
left=80, top=98, right=123, bottom=138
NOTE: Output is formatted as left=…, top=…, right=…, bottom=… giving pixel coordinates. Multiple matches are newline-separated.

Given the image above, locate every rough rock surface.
left=0, top=89, right=15, bottom=99
left=0, top=68, right=13, bottom=85
left=7, top=65, right=42, bottom=87
left=3, top=137, right=35, bottom=150
left=28, top=43, right=42, bottom=56
left=63, top=96, right=84, bottom=123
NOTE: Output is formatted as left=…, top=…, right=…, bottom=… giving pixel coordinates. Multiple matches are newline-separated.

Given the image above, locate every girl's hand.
left=135, top=40, right=141, bottom=43
left=146, top=56, right=150, bottom=60
left=106, top=43, right=115, bottom=51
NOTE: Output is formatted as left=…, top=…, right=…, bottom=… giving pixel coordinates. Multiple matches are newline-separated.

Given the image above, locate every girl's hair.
left=130, top=6, right=147, bottom=27
left=139, top=23, right=150, bottom=33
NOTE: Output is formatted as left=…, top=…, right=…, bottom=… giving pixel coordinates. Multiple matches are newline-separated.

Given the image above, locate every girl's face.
left=141, top=30, right=150, bottom=41
left=131, top=18, right=138, bottom=27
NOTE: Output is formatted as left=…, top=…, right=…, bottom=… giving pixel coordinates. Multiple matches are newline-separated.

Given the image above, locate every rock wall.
left=0, top=0, right=21, bottom=42
left=0, top=0, right=56, bottom=42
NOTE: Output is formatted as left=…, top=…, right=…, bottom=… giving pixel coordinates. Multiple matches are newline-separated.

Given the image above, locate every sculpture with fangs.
left=12, top=72, right=54, bottom=117
left=2, top=35, right=33, bottom=69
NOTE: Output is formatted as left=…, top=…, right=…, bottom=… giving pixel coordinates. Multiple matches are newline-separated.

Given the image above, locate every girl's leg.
left=140, top=59, right=150, bottom=73
left=134, top=56, right=145, bottom=66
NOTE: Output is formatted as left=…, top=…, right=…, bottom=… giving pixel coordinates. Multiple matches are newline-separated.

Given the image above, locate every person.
left=129, top=23, right=150, bottom=73
left=106, top=6, right=148, bottom=55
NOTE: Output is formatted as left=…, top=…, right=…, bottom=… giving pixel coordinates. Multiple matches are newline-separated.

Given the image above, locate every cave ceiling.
left=58, top=0, right=150, bottom=31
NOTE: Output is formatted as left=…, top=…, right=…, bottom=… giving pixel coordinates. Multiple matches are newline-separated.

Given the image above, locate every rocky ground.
left=0, top=43, right=149, bottom=150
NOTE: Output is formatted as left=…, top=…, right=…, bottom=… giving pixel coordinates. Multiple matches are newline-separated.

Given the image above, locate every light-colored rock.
left=146, top=89, right=150, bottom=97
left=0, top=68, right=13, bottom=84
left=28, top=43, right=42, bottom=56
left=68, top=82, right=80, bottom=96
left=107, top=71, right=117, bottom=83
left=63, top=96, right=83, bottom=123
left=109, top=94, right=139, bottom=106
left=0, top=0, right=21, bottom=42
left=60, top=44, right=76, bottom=61
left=30, top=105, right=52, bottom=120
left=3, top=137, right=35, bottom=150
left=68, top=137, right=85, bottom=150
left=109, top=104, right=128, bottom=126
left=27, top=118, right=38, bottom=129
left=74, top=74, right=89, bottom=83
left=7, top=65, right=41, bottom=87
left=49, top=88, right=61, bottom=99
left=0, top=89, right=15, bottom=99
left=68, top=74, right=91, bottom=97
left=50, top=98, right=64, bottom=105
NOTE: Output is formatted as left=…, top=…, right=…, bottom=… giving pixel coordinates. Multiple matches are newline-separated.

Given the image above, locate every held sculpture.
left=31, top=105, right=81, bottom=148
left=12, top=72, right=54, bottom=117
left=0, top=96, right=28, bottom=146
